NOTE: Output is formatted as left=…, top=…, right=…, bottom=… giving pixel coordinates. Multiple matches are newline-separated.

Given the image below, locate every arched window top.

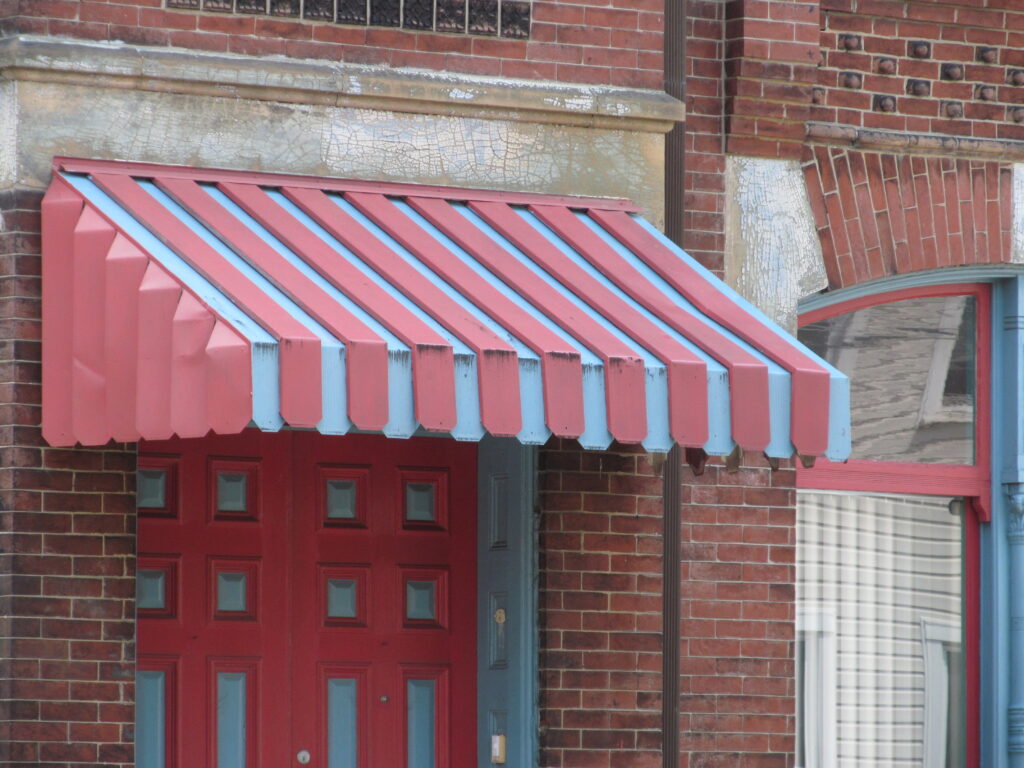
left=799, top=286, right=985, bottom=466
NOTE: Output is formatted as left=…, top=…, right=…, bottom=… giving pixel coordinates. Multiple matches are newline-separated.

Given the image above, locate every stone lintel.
left=0, top=35, right=684, bottom=133
left=807, top=121, right=1024, bottom=161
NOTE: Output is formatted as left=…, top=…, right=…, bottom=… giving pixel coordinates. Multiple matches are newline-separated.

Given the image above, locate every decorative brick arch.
left=801, top=146, right=1015, bottom=289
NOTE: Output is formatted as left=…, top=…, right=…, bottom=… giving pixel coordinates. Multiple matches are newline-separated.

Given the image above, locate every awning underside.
left=42, top=158, right=850, bottom=459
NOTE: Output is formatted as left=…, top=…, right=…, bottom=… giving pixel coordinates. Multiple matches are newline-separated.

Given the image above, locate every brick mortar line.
left=807, top=120, right=1024, bottom=160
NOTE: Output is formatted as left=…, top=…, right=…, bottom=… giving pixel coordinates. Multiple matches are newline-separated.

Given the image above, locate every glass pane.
left=304, top=0, right=334, bottom=18
left=217, top=573, right=247, bottom=613
left=369, top=0, right=400, bottom=26
left=217, top=673, right=246, bottom=768
left=406, top=581, right=436, bottom=621
left=799, top=295, right=976, bottom=463
left=337, top=0, right=367, bottom=24
left=326, top=481, right=357, bottom=520
left=138, top=470, right=167, bottom=509
left=403, top=0, right=433, bottom=28
left=407, top=679, right=436, bottom=768
left=467, top=0, right=497, bottom=34
left=436, top=0, right=464, bottom=31
left=797, top=491, right=964, bottom=767
left=269, top=0, right=299, bottom=14
left=328, top=678, right=358, bottom=768
left=499, top=0, right=529, bottom=37
left=138, top=570, right=166, bottom=611
left=405, top=483, right=436, bottom=522
left=137, top=670, right=166, bottom=768
left=327, top=579, right=357, bottom=619
left=217, top=473, right=248, bottom=512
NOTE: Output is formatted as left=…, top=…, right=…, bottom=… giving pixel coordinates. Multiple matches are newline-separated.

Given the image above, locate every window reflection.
left=796, top=491, right=964, bottom=768
left=799, top=296, right=976, bottom=464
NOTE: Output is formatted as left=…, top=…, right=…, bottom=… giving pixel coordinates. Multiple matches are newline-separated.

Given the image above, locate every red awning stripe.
left=41, top=159, right=850, bottom=461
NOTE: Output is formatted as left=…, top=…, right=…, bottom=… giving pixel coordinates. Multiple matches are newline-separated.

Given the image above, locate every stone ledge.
left=0, top=35, right=684, bottom=133
left=807, top=121, right=1024, bottom=161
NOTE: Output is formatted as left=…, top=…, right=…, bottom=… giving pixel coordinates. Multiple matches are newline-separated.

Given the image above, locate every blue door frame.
left=477, top=437, right=539, bottom=768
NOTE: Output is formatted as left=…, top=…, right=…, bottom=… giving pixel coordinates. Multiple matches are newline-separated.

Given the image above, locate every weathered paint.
left=1014, top=166, right=1024, bottom=266
left=725, top=157, right=828, bottom=332
left=43, top=160, right=850, bottom=459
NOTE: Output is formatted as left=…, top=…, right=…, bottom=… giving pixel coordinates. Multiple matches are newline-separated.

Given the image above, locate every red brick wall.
left=0, top=189, right=137, bottom=766
left=725, top=0, right=820, bottom=159
left=683, top=0, right=727, bottom=275
left=677, top=454, right=796, bottom=768
left=538, top=439, right=664, bottom=768
left=816, top=0, right=1024, bottom=140
left=0, top=0, right=663, bottom=87
left=685, top=0, right=1024, bottom=283
left=803, top=148, right=1015, bottom=288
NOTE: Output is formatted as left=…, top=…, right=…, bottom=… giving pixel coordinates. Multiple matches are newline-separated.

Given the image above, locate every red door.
left=137, top=431, right=477, bottom=768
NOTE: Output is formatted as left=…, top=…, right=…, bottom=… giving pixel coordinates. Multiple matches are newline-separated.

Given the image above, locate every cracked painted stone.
left=725, top=156, right=827, bottom=331
left=1014, top=164, right=1024, bottom=264
left=11, top=80, right=666, bottom=224
left=0, top=82, right=17, bottom=188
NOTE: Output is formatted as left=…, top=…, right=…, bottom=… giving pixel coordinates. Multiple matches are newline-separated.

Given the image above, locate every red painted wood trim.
left=268, top=186, right=471, bottom=434
left=217, top=183, right=487, bottom=438
left=55, top=156, right=639, bottom=212
left=169, top=292, right=217, bottom=439
left=531, top=204, right=777, bottom=450
left=798, top=283, right=992, bottom=521
left=136, top=262, right=182, bottom=441
left=402, top=196, right=586, bottom=439
left=71, top=206, right=116, bottom=446
left=214, top=182, right=457, bottom=432
left=592, top=209, right=833, bottom=456
left=474, top=200, right=712, bottom=447
left=46, top=176, right=257, bottom=442
left=40, top=178, right=84, bottom=447
left=413, top=197, right=650, bottom=444
left=965, top=504, right=980, bottom=768
left=90, top=172, right=323, bottom=429
left=799, top=282, right=988, bottom=325
left=103, top=234, right=149, bottom=443
left=205, top=321, right=253, bottom=435
left=797, top=460, right=987, bottom=495
left=340, top=191, right=526, bottom=438
left=158, top=178, right=398, bottom=433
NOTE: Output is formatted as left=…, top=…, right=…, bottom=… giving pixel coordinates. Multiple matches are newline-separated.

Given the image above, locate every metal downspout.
left=661, top=0, right=685, bottom=764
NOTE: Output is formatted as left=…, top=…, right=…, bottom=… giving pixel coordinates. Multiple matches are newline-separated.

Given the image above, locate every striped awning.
left=42, top=158, right=850, bottom=459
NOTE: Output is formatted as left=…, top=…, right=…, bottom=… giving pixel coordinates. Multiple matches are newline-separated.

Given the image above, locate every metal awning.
left=42, top=158, right=849, bottom=458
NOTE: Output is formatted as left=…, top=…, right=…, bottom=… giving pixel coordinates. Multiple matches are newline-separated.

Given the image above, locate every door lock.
left=296, top=750, right=311, bottom=764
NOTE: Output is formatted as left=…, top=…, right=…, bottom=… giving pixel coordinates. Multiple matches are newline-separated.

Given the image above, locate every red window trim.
left=797, top=282, right=987, bottom=768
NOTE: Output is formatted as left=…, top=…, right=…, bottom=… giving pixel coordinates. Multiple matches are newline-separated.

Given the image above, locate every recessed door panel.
left=138, top=432, right=477, bottom=768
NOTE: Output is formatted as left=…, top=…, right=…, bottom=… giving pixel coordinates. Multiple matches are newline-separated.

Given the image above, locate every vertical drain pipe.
left=661, top=0, right=686, bottom=764
left=661, top=445, right=681, bottom=768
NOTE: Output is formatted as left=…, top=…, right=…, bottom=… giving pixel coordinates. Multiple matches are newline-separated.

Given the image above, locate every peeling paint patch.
left=1014, top=164, right=1024, bottom=264
left=0, top=82, right=17, bottom=186
left=724, top=156, right=826, bottom=331
left=13, top=81, right=666, bottom=222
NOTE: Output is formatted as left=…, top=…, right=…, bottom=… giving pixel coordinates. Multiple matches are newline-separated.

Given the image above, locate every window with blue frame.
left=795, top=284, right=988, bottom=768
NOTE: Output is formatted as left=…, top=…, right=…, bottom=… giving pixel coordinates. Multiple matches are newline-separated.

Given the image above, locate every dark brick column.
left=677, top=454, right=797, bottom=768
left=0, top=188, right=137, bottom=766
left=538, top=439, right=664, bottom=768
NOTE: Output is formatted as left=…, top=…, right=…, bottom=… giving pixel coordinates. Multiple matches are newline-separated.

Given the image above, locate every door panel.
left=476, top=438, right=536, bottom=768
left=139, top=431, right=291, bottom=768
left=138, top=432, right=476, bottom=768
left=290, top=433, right=476, bottom=768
